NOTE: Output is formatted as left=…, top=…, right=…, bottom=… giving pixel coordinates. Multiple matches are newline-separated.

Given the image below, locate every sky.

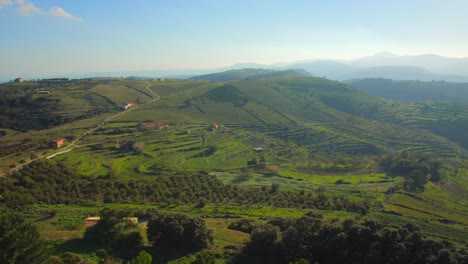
left=1, top=0, right=468, bottom=80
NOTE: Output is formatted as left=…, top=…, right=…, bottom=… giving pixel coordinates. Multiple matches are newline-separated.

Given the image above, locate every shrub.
left=227, top=219, right=259, bottom=234
left=147, top=212, right=213, bottom=251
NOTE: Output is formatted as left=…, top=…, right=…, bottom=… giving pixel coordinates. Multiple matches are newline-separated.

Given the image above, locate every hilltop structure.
left=50, top=138, right=66, bottom=148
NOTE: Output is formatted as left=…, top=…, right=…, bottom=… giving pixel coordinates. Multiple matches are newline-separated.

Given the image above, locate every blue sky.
left=1, top=0, right=467, bottom=80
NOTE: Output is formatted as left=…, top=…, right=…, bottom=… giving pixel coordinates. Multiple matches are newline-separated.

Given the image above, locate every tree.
left=227, top=219, right=259, bottom=233
left=244, top=224, right=281, bottom=256
left=192, top=251, right=215, bottom=264
left=0, top=214, right=48, bottom=264
left=129, top=250, right=152, bottom=264
left=132, top=142, right=145, bottom=153
left=84, top=209, right=143, bottom=256
left=270, top=183, right=280, bottom=193
left=406, top=170, right=427, bottom=191
left=147, top=212, right=213, bottom=251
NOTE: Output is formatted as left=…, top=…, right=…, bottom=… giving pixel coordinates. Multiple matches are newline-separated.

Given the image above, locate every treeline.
left=381, top=152, right=444, bottom=191
left=0, top=84, right=105, bottom=131
left=0, top=209, right=211, bottom=263
left=237, top=214, right=468, bottom=264
left=85, top=208, right=214, bottom=259
left=0, top=93, right=65, bottom=130
left=0, top=214, right=48, bottom=264
left=0, top=160, right=370, bottom=214
left=348, top=78, right=468, bottom=103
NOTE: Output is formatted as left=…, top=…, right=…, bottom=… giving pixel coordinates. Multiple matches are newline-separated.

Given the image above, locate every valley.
left=0, top=72, right=467, bottom=263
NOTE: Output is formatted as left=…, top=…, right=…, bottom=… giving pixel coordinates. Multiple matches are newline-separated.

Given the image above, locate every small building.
left=37, top=90, right=50, bottom=94
left=50, top=138, right=66, bottom=148
left=121, top=102, right=135, bottom=110
left=140, top=121, right=168, bottom=131
left=153, top=78, right=165, bottom=81
left=253, top=147, right=264, bottom=152
left=208, top=123, right=219, bottom=131
left=84, top=216, right=138, bottom=228
left=85, top=217, right=100, bottom=227
left=14, top=77, right=24, bottom=83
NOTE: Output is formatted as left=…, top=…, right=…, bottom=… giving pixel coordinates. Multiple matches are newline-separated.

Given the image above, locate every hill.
left=0, top=73, right=466, bottom=262
left=288, top=61, right=468, bottom=82
left=350, top=52, right=468, bottom=76
left=346, top=78, right=468, bottom=103
left=0, top=79, right=115, bottom=130
left=190, top=68, right=309, bottom=82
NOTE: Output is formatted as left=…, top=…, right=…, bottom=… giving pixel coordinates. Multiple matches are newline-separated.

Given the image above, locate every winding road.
left=1, top=81, right=160, bottom=177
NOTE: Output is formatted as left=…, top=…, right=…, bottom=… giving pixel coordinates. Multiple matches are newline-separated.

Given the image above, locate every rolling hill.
left=346, top=78, right=468, bottom=103
left=288, top=61, right=468, bottom=82
left=0, top=70, right=467, bottom=259
left=190, top=68, right=309, bottom=82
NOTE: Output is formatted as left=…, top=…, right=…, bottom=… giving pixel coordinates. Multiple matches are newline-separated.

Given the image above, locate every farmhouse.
left=50, top=138, right=66, bottom=148
left=14, top=77, right=24, bottom=83
left=208, top=123, right=219, bottom=131
left=84, top=216, right=138, bottom=227
left=139, top=121, right=168, bottom=131
left=153, top=78, right=165, bottom=81
left=121, top=102, right=135, bottom=110
left=84, top=217, right=100, bottom=227
left=36, top=90, right=50, bottom=94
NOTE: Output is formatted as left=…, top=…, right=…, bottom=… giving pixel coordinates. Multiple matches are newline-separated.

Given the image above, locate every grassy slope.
left=0, top=76, right=467, bottom=254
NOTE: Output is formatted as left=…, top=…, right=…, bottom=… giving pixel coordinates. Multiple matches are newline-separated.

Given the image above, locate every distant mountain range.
left=3, top=52, right=468, bottom=83
left=349, top=52, right=468, bottom=76
left=194, top=53, right=468, bottom=82
left=282, top=52, right=468, bottom=82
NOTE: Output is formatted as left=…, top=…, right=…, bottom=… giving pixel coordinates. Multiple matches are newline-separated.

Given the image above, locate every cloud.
left=16, top=0, right=40, bottom=16
left=1, top=0, right=81, bottom=20
left=0, top=0, right=13, bottom=9
left=48, top=6, right=81, bottom=21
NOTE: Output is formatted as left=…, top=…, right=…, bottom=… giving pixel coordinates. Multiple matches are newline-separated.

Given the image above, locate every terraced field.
left=93, top=84, right=153, bottom=106
left=1, top=74, right=467, bottom=251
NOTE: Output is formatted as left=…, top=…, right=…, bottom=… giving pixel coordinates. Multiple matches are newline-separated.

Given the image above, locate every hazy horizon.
left=1, top=0, right=468, bottom=81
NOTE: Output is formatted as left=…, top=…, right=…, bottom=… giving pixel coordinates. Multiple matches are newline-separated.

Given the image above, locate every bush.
left=84, top=209, right=143, bottom=257
left=241, top=217, right=468, bottom=264
left=227, top=219, right=259, bottom=234
left=0, top=214, right=48, bottom=264
left=129, top=250, right=152, bottom=264
left=147, top=211, right=213, bottom=251
left=243, top=224, right=281, bottom=256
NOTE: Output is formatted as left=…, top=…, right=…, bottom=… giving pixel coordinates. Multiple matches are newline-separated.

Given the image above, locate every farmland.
left=0, top=72, right=467, bottom=263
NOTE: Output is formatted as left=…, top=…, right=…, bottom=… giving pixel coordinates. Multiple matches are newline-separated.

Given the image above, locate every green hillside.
left=190, top=68, right=309, bottom=82
left=0, top=72, right=466, bottom=262
left=347, top=78, right=468, bottom=103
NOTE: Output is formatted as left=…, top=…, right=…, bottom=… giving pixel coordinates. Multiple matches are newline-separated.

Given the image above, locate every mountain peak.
left=371, top=51, right=398, bottom=58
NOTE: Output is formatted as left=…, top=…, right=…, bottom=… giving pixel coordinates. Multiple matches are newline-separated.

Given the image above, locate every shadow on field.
left=142, top=247, right=196, bottom=264
left=48, top=238, right=102, bottom=256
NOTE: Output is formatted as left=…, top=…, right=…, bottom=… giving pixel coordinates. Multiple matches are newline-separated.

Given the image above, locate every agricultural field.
left=0, top=72, right=467, bottom=262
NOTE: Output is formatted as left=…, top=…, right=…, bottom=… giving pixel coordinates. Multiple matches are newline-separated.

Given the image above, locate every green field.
left=0, top=74, right=467, bottom=262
